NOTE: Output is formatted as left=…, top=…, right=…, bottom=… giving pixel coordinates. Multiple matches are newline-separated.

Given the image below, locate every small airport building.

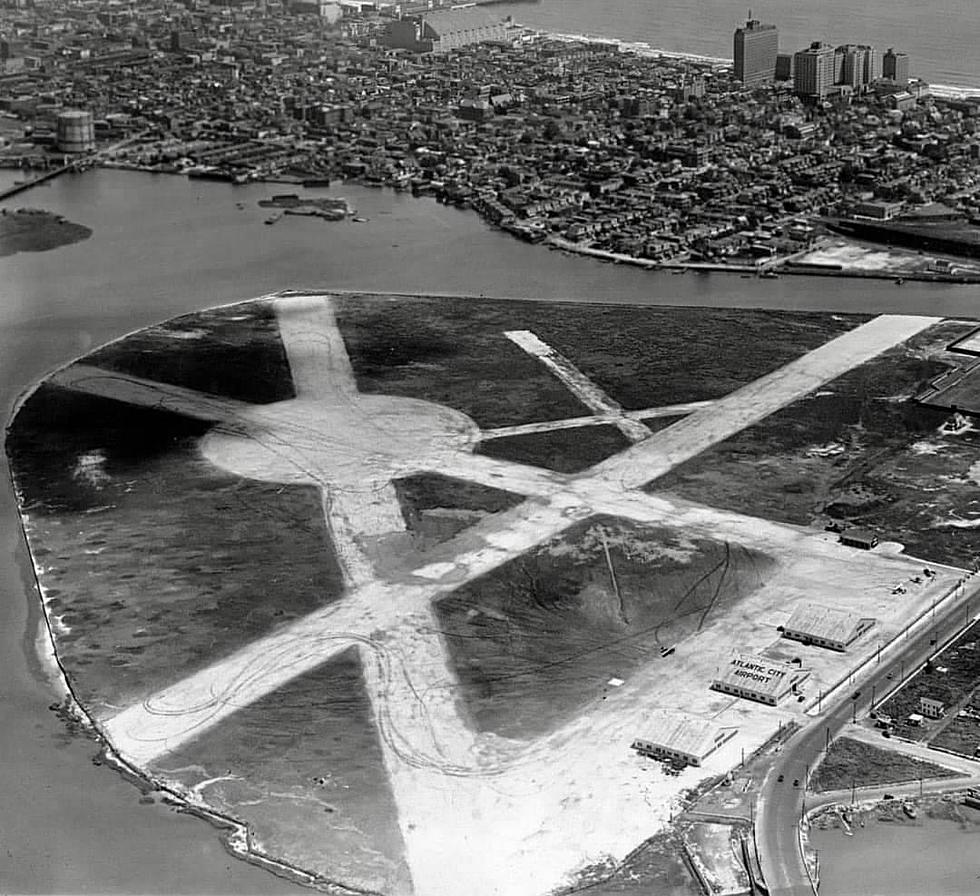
left=712, top=652, right=811, bottom=705
left=781, top=603, right=876, bottom=652
left=631, top=710, right=738, bottom=767
left=839, top=528, right=879, bottom=550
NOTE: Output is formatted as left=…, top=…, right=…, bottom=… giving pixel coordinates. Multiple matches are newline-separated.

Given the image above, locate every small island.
left=0, top=207, right=92, bottom=257
left=258, top=193, right=353, bottom=224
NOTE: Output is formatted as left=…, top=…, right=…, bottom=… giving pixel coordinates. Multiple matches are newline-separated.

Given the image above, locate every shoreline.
left=5, top=365, right=362, bottom=896
left=529, top=26, right=980, bottom=93
left=26, top=163, right=976, bottom=287
left=805, top=788, right=980, bottom=893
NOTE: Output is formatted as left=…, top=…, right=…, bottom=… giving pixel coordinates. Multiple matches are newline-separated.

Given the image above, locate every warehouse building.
left=781, top=603, right=875, bottom=652
left=631, top=711, right=738, bottom=767
left=383, top=8, right=514, bottom=54
left=839, top=528, right=879, bottom=550
left=712, top=652, right=811, bottom=705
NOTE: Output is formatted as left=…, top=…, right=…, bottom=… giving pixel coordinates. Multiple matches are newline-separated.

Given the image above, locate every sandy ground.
left=49, top=295, right=960, bottom=896
left=798, top=239, right=980, bottom=276
left=686, top=823, right=747, bottom=896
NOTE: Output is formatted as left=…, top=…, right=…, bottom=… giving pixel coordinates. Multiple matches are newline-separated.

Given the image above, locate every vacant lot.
left=811, top=736, right=959, bottom=792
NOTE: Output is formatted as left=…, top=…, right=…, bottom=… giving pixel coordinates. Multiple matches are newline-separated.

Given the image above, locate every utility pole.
left=871, top=683, right=876, bottom=711
left=825, top=727, right=830, bottom=752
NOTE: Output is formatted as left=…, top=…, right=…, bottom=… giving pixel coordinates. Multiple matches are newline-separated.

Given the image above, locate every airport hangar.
left=631, top=711, right=738, bottom=767
left=712, top=652, right=811, bottom=706
left=780, top=602, right=876, bottom=652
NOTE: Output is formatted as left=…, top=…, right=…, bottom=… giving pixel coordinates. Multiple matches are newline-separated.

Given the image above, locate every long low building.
left=383, top=8, right=515, bottom=53
left=781, top=603, right=875, bottom=652
left=631, top=710, right=738, bottom=767
left=712, top=652, right=811, bottom=705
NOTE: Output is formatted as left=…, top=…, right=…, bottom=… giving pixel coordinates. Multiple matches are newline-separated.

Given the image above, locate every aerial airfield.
left=7, top=292, right=980, bottom=896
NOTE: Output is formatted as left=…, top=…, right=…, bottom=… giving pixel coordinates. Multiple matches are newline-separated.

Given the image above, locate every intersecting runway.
left=48, top=294, right=941, bottom=896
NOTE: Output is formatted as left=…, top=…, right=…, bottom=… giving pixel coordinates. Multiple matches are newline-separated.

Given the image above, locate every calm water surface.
left=810, top=814, right=980, bottom=895
left=495, top=0, right=980, bottom=85
left=1, top=169, right=978, bottom=893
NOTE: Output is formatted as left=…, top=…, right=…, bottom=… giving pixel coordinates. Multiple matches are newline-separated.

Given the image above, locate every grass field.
left=811, top=736, right=959, bottom=793
left=0, top=208, right=91, bottom=256
left=393, top=473, right=524, bottom=548
left=335, top=295, right=865, bottom=426
left=84, top=300, right=295, bottom=405
left=152, top=647, right=411, bottom=895
left=436, top=516, right=775, bottom=739
left=8, top=385, right=344, bottom=712
left=651, top=320, right=980, bottom=567
left=475, top=424, right=631, bottom=473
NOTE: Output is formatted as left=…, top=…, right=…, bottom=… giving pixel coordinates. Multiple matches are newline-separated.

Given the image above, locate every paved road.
left=756, top=573, right=980, bottom=896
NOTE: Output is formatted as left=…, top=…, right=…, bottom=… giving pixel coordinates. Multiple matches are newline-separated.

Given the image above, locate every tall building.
left=775, top=52, right=795, bottom=81
left=793, top=41, right=836, bottom=99
left=883, top=48, right=910, bottom=83
left=863, top=45, right=882, bottom=83
left=838, top=44, right=880, bottom=90
left=733, top=17, right=778, bottom=86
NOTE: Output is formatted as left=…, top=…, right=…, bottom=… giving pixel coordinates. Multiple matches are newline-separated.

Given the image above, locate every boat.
left=902, top=801, right=917, bottom=819
left=760, top=270, right=780, bottom=279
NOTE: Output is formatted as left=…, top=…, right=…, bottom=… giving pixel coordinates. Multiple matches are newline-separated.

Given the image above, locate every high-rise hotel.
left=793, top=41, right=837, bottom=99
left=733, top=16, right=779, bottom=85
